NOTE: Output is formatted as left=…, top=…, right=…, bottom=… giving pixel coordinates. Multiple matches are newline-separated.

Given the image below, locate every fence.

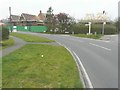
left=7, top=26, right=47, bottom=32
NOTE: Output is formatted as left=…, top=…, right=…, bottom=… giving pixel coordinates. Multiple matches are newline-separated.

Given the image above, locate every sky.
left=0, top=0, right=119, bottom=20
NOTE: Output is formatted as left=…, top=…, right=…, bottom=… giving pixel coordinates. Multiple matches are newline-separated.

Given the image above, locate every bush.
left=0, top=25, right=9, bottom=41
left=72, top=23, right=117, bottom=35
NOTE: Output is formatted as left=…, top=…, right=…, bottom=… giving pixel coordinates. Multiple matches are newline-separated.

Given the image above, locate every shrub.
left=0, top=25, right=9, bottom=41
left=72, top=23, right=117, bottom=35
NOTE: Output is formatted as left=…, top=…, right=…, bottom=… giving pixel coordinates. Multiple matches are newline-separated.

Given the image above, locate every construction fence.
left=7, top=26, right=47, bottom=32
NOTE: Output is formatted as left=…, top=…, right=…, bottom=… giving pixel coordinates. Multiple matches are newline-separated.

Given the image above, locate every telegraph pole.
left=102, top=11, right=106, bottom=35
left=9, top=7, right=12, bottom=32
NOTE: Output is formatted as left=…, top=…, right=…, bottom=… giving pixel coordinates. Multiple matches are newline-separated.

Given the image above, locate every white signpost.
left=88, top=22, right=91, bottom=35
left=85, top=22, right=92, bottom=35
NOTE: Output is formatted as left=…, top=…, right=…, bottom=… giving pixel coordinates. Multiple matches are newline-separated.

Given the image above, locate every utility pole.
left=102, top=22, right=106, bottom=35
left=9, top=7, right=12, bottom=32
left=102, top=11, right=106, bottom=35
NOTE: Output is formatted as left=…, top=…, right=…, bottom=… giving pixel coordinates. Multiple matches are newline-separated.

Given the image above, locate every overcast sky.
left=0, top=0, right=119, bottom=20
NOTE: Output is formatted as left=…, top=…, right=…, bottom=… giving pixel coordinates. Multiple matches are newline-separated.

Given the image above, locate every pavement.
left=19, top=32, right=118, bottom=88
left=0, top=36, right=27, bottom=57
left=100, top=35, right=118, bottom=42
left=0, top=35, right=60, bottom=58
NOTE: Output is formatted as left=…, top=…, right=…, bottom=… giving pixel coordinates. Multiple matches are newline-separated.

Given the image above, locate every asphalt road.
left=19, top=32, right=118, bottom=88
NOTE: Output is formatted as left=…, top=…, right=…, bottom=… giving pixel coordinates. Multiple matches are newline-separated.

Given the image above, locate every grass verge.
left=2, top=44, right=83, bottom=88
left=11, top=32, right=55, bottom=42
left=72, top=34, right=102, bottom=39
left=1, top=37, right=14, bottom=49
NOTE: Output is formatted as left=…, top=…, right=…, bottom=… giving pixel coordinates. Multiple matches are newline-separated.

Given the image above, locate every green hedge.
left=72, top=23, right=117, bottom=35
left=0, top=26, right=9, bottom=41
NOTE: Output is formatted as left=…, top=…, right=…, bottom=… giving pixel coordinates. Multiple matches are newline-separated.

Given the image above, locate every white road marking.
left=89, top=43, right=111, bottom=51
left=56, top=41, right=93, bottom=88
left=73, top=51, right=93, bottom=88
left=64, top=47, right=85, bottom=88
left=56, top=42, right=63, bottom=46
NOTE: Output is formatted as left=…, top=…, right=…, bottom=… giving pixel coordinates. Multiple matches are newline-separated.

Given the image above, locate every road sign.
left=85, top=24, right=89, bottom=26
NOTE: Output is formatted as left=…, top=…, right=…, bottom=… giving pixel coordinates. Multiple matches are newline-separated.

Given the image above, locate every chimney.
left=40, top=10, right=42, bottom=14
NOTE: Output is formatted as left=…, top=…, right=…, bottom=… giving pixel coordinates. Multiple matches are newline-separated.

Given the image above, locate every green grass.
left=2, top=44, right=83, bottom=88
left=11, top=32, right=55, bottom=42
left=72, top=34, right=102, bottom=39
left=1, top=37, right=14, bottom=49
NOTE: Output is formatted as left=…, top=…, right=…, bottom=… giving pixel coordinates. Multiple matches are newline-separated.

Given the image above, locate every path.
left=0, top=36, right=60, bottom=57
left=0, top=36, right=26, bottom=57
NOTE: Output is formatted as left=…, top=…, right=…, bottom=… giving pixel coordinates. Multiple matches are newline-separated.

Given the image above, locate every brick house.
left=38, top=10, right=46, bottom=22
left=10, top=15, right=21, bottom=26
left=10, top=10, right=46, bottom=26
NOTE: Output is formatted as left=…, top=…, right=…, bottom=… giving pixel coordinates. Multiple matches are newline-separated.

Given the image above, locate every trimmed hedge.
left=72, top=23, right=117, bottom=35
left=0, top=26, right=9, bottom=41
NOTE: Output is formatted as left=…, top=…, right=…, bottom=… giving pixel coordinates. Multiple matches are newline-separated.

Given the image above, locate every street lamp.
left=102, top=22, right=106, bottom=35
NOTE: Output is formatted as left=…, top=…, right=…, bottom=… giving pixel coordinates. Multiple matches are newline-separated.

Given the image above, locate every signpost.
left=88, top=22, right=91, bottom=35
left=85, top=22, right=92, bottom=35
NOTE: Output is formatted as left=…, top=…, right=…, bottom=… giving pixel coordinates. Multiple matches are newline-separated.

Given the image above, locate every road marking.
left=56, top=42, right=63, bottom=46
left=64, top=47, right=86, bottom=88
left=56, top=41, right=93, bottom=88
left=89, top=43, right=111, bottom=51
left=73, top=51, right=93, bottom=88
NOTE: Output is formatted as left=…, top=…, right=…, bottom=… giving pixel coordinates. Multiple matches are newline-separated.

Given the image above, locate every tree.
left=45, top=7, right=56, bottom=32
left=118, top=17, right=120, bottom=33
left=56, top=13, right=75, bottom=33
left=114, top=18, right=119, bottom=34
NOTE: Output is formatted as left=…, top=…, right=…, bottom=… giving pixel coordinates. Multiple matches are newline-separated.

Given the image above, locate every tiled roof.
left=11, top=15, right=20, bottom=21
left=38, top=13, right=46, bottom=21
left=21, top=13, right=39, bottom=21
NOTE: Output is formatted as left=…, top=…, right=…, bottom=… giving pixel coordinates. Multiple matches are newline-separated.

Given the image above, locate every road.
left=19, top=32, right=118, bottom=88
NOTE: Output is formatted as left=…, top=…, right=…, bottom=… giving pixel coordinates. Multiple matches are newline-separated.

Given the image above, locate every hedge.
left=0, top=25, right=9, bottom=41
left=72, top=23, right=117, bottom=35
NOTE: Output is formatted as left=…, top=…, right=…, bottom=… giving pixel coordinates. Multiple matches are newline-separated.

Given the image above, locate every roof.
left=11, top=15, right=20, bottom=21
left=21, top=13, right=39, bottom=21
left=38, top=12, right=46, bottom=21
left=0, top=22, right=4, bottom=26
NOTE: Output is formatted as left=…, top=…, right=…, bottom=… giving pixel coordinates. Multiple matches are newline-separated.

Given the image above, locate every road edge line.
left=73, top=51, right=93, bottom=88
left=56, top=41, right=93, bottom=88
